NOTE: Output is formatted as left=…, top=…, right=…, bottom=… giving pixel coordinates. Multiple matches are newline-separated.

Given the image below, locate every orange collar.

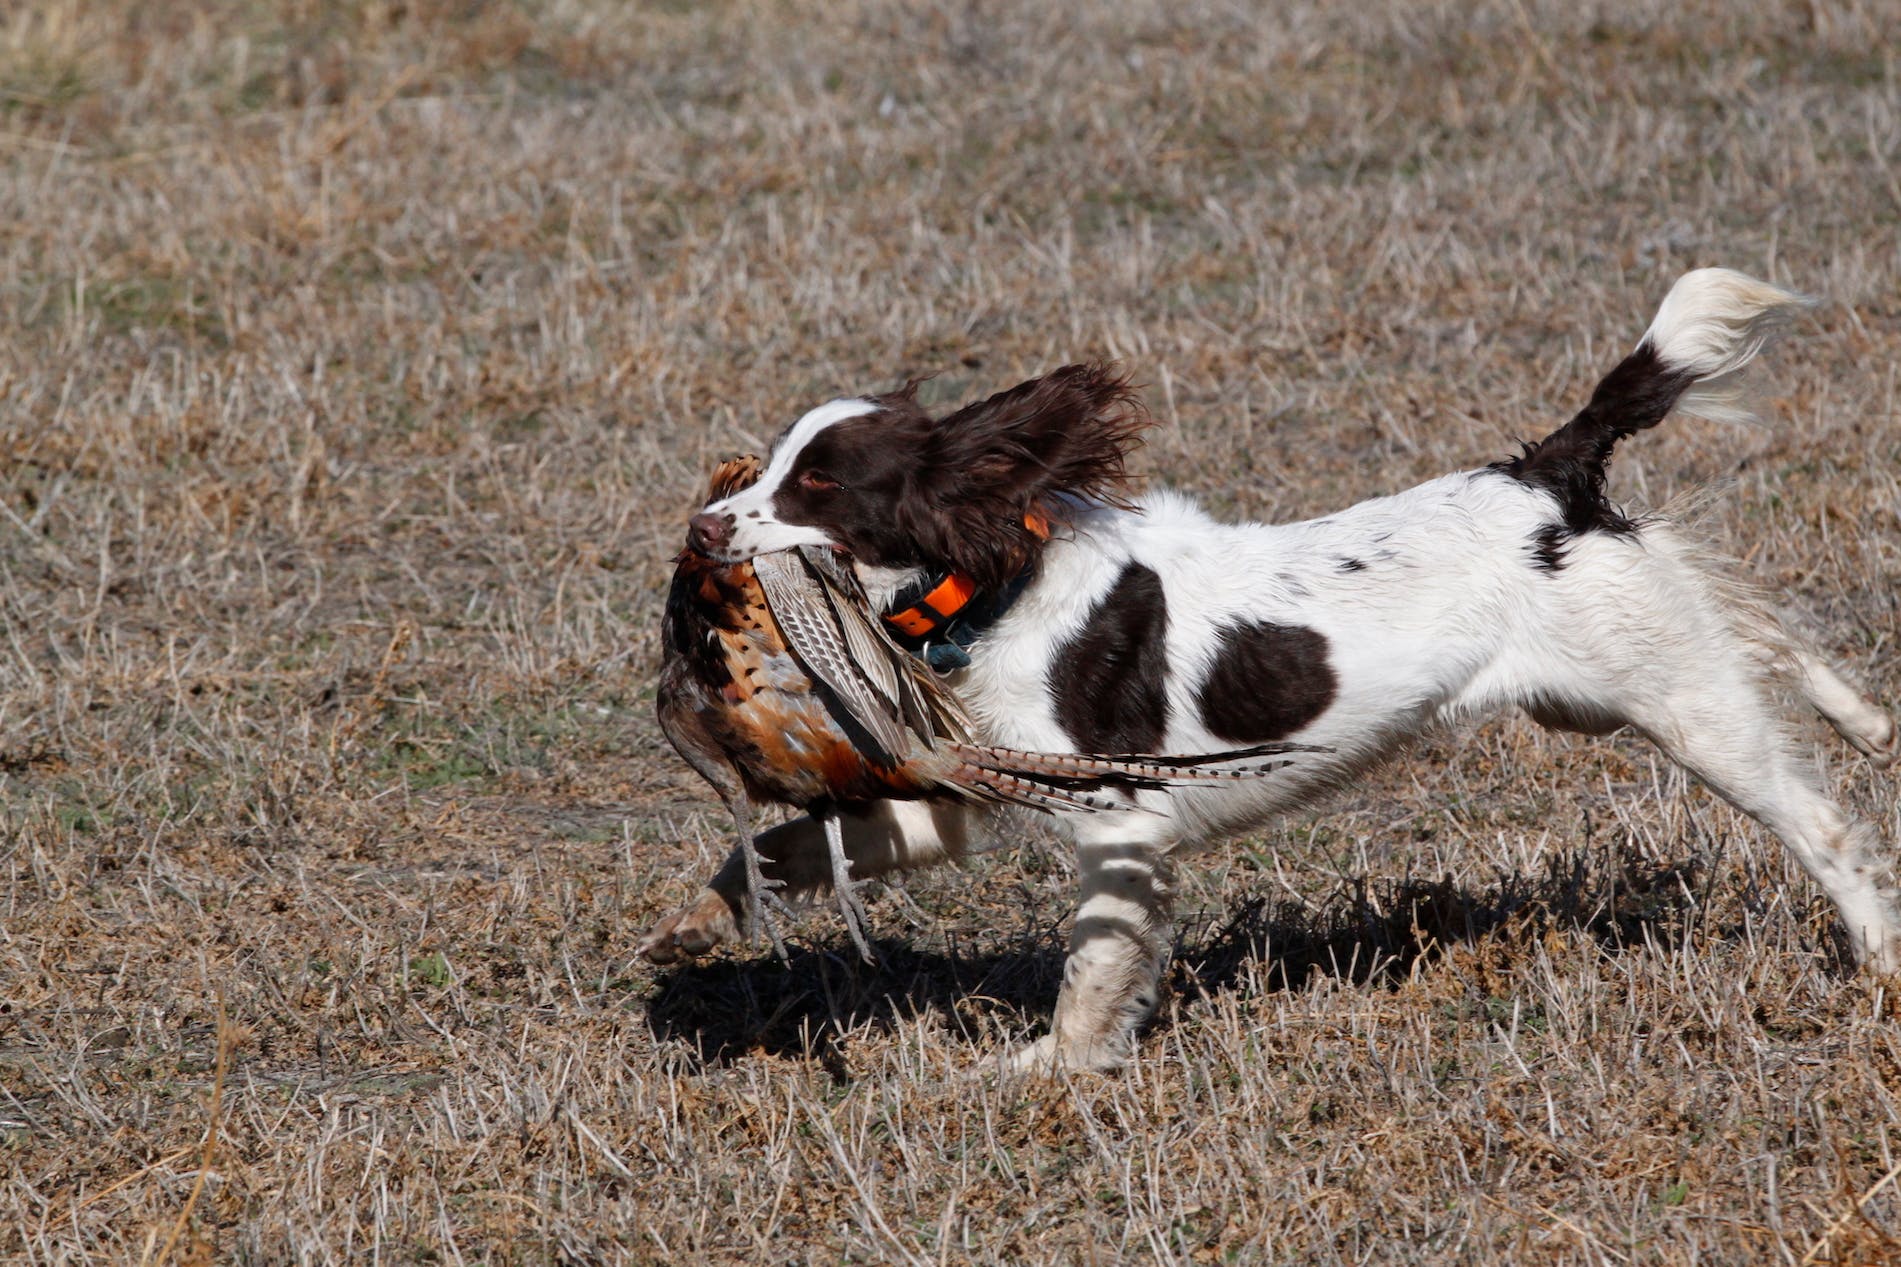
left=882, top=571, right=980, bottom=640
left=881, top=511, right=1050, bottom=657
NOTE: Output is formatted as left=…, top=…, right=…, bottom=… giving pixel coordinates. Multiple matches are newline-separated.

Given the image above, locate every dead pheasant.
left=657, top=454, right=1318, bottom=960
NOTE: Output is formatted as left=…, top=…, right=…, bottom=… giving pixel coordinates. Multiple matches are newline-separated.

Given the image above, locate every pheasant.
left=657, top=454, right=1316, bottom=960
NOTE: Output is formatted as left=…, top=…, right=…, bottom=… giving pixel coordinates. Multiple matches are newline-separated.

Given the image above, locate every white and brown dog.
left=640, top=269, right=1899, bottom=1072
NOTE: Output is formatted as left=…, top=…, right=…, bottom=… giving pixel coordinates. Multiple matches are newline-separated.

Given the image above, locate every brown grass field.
left=2, top=1, right=1900, bottom=1261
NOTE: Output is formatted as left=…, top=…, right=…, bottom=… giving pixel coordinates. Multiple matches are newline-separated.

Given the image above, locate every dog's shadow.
left=641, top=923, right=1071, bottom=1078
left=642, top=844, right=1755, bottom=1073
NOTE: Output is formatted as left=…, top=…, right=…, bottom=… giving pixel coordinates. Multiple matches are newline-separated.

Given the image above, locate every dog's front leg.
left=1011, top=828, right=1178, bottom=1074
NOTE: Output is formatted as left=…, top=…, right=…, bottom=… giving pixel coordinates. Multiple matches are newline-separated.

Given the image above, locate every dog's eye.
left=799, top=470, right=841, bottom=492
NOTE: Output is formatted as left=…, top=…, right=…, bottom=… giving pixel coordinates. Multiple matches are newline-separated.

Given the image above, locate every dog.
left=640, top=269, right=1900, bottom=1072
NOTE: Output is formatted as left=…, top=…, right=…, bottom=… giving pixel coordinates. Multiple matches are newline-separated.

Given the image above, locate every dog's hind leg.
left=1617, top=668, right=1901, bottom=973
left=1788, top=649, right=1898, bottom=767
left=1685, top=546, right=1896, bottom=765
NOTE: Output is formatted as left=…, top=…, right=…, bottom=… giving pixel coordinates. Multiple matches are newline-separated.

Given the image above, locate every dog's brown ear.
left=902, top=363, right=1151, bottom=588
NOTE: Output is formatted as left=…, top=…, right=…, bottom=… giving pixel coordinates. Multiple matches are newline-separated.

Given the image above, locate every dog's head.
left=687, top=363, right=1150, bottom=588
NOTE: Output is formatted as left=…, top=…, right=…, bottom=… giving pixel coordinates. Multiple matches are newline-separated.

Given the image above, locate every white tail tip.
left=1639, top=268, right=1814, bottom=425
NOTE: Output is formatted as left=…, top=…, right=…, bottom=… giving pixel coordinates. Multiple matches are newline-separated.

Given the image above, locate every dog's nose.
left=687, top=511, right=735, bottom=555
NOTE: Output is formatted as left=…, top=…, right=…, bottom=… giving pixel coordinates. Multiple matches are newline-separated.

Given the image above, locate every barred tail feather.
left=937, top=740, right=1318, bottom=814
left=954, top=767, right=1138, bottom=814
left=950, top=741, right=1308, bottom=787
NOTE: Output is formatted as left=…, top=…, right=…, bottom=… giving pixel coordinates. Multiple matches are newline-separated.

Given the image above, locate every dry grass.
left=2, top=0, right=1899, bottom=1261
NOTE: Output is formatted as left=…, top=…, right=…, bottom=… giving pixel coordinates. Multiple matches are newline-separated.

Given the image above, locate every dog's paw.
left=1824, top=698, right=1897, bottom=768
left=998, top=1033, right=1129, bottom=1077
left=1860, top=925, right=1901, bottom=978
left=636, top=890, right=738, bottom=964
left=1000, top=1035, right=1061, bottom=1078
left=1859, top=713, right=1899, bottom=769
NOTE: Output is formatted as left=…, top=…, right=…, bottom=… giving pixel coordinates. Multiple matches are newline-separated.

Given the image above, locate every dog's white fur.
left=641, top=270, right=1900, bottom=1072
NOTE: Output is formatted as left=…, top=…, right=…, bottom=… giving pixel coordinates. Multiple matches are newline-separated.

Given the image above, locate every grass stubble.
left=1, top=1, right=1900, bottom=1261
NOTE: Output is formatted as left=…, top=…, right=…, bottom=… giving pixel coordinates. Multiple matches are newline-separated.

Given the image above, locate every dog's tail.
left=1496, top=269, right=1813, bottom=536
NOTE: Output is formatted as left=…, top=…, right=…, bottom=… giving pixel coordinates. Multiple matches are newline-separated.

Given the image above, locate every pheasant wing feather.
left=797, top=547, right=974, bottom=746
left=797, top=551, right=906, bottom=711
left=752, top=549, right=912, bottom=761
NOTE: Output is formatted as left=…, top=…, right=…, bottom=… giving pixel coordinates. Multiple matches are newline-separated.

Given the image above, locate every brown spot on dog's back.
left=1196, top=621, right=1335, bottom=742
left=1048, top=564, right=1169, bottom=753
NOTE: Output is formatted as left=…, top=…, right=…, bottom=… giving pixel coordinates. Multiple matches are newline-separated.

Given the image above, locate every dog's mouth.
left=676, top=539, right=854, bottom=565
